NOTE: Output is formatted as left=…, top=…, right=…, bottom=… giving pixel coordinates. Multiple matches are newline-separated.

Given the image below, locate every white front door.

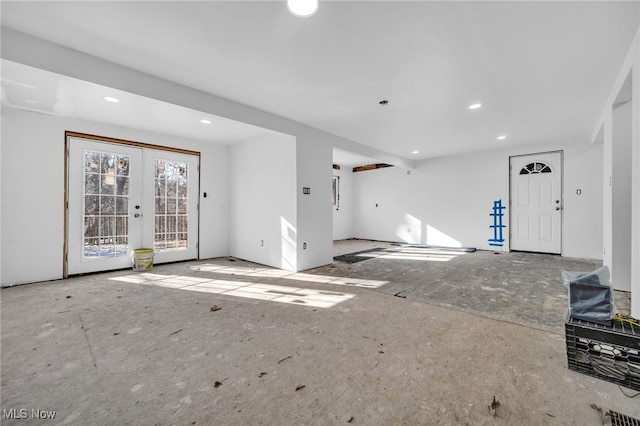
left=67, top=136, right=199, bottom=275
left=509, top=151, right=562, bottom=254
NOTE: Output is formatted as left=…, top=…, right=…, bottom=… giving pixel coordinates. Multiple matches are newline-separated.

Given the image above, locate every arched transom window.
left=519, top=162, right=552, bottom=175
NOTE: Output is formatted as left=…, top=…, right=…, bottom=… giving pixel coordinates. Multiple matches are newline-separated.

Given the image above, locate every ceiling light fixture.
left=200, top=119, right=212, bottom=124
left=468, top=103, right=482, bottom=110
left=497, top=135, right=507, bottom=140
left=412, top=150, right=419, bottom=154
left=103, top=96, right=119, bottom=103
left=287, top=0, right=318, bottom=17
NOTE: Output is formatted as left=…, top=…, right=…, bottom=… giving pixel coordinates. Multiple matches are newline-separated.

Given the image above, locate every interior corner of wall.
left=592, top=124, right=605, bottom=145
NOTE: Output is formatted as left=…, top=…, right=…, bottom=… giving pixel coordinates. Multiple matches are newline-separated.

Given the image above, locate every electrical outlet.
left=260, top=240, right=264, bottom=247
left=303, top=242, right=307, bottom=249
left=407, top=228, right=410, bottom=233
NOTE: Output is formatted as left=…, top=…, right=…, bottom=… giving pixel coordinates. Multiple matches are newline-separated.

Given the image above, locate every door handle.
left=134, top=213, right=142, bottom=218
left=555, top=207, right=561, bottom=211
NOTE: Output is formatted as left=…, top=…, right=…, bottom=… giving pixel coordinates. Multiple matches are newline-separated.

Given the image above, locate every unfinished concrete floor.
left=320, top=240, right=609, bottom=332
left=1, top=240, right=638, bottom=425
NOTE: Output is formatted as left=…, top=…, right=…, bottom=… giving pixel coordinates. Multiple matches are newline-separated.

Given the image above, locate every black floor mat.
left=391, top=243, right=476, bottom=252
left=333, top=248, right=389, bottom=264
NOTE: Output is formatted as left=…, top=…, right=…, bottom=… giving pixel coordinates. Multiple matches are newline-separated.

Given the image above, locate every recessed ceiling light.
left=200, top=119, right=212, bottom=124
left=287, top=0, right=318, bottom=17
left=103, top=96, right=119, bottom=103
left=412, top=150, right=419, bottom=154
left=468, top=103, right=482, bottom=110
left=497, top=135, right=507, bottom=140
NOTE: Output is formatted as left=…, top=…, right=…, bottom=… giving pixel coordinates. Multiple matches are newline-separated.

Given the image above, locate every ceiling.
left=0, top=59, right=279, bottom=144
left=1, top=1, right=639, bottom=164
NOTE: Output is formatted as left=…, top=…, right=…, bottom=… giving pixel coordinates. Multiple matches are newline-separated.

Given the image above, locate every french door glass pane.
left=154, top=159, right=188, bottom=251
left=83, top=150, right=130, bottom=258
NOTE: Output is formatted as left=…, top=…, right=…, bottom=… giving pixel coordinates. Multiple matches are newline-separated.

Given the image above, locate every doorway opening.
left=509, top=151, right=563, bottom=254
left=64, top=132, right=200, bottom=277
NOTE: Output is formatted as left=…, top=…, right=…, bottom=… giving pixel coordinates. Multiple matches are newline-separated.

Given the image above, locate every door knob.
left=555, top=207, right=561, bottom=211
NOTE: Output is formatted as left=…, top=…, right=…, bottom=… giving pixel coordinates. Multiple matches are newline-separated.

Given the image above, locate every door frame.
left=508, top=150, right=564, bottom=254
left=63, top=131, right=201, bottom=278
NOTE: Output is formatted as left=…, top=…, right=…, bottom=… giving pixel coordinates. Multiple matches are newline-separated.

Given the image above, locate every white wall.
left=229, top=133, right=297, bottom=270
left=563, top=143, right=604, bottom=259
left=332, top=166, right=354, bottom=241
left=1, top=107, right=230, bottom=286
left=352, top=142, right=603, bottom=259
left=0, top=116, right=2, bottom=283
left=612, top=100, right=633, bottom=291
left=596, top=28, right=639, bottom=314
left=635, top=60, right=640, bottom=317
left=1, top=109, right=63, bottom=285
left=353, top=158, right=505, bottom=249
left=296, top=137, right=333, bottom=271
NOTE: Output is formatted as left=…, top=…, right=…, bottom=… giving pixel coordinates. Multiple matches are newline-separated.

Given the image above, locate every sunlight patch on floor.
left=188, top=265, right=389, bottom=288
left=110, top=273, right=355, bottom=308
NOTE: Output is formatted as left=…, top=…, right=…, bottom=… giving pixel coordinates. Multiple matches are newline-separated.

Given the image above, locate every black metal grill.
left=565, top=315, right=640, bottom=391
left=570, top=316, right=640, bottom=337
left=610, top=410, right=640, bottom=426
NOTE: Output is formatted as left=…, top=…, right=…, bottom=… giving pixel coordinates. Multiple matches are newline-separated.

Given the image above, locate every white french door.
left=143, top=149, right=199, bottom=265
left=509, top=151, right=562, bottom=254
left=67, top=136, right=199, bottom=275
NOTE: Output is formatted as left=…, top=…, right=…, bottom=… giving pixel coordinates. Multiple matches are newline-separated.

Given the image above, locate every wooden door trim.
left=66, top=132, right=201, bottom=156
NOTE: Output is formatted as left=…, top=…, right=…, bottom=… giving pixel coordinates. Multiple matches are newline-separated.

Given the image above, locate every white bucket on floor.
left=132, top=248, right=154, bottom=271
